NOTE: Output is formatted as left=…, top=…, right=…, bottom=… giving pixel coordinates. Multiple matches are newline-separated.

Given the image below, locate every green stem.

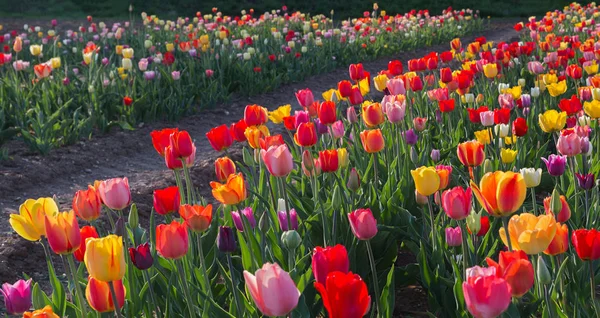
left=373, top=153, right=379, bottom=188
left=460, top=221, right=468, bottom=279
left=313, top=175, right=328, bottom=246
left=108, top=280, right=123, bottom=318
left=366, top=240, right=381, bottom=316
left=530, top=187, right=537, bottom=214
left=176, top=260, right=196, bottom=318
left=174, top=171, right=185, bottom=204
left=503, top=217, right=513, bottom=251
left=197, top=234, right=213, bottom=298
left=426, top=197, right=437, bottom=250
left=67, top=254, right=89, bottom=318
left=142, top=270, right=162, bottom=317
left=227, top=254, right=243, bottom=316
left=181, top=159, right=195, bottom=204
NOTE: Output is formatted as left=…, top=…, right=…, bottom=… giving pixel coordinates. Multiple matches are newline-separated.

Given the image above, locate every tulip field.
left=6, top=1, right=600, bottom=318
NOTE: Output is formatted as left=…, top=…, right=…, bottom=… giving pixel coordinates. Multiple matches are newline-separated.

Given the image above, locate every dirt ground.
left=0, top=18, right=519, bottom=314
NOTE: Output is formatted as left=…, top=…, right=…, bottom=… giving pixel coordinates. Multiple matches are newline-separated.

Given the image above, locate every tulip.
left=411, top=166, right=440, bottom=196
left=572, top=229, right=600, bottom=261
left=1, top=279, right=32, bottom=314
left=362, top=102, right=385, bottom=127
left=206, top=124, right=234, bottom=151
left=462, top=266, right=511, bottom=318
left=442, top=187, right=472, bottom=220
left=84, top=235, right=127, bottom=282
left=13, top=36, right=22, bottom=53
left=386, top=78, right=406, bottom=95
left=544, top=223, right=569, bottom=256
left=373, top=74, right=388, bottom=92
left=558, top=95, right=583, bottom=115
left=245, top=125, right=270, bottom=149
left=85, top=277, right=125, bottom=313
left=268, top=105, right=291, bottom=124
left=312, top=245, right=349, bottom=285
left=244, top=104, right=269, bottom=126
left=156, top=221, right=189, bottom=259
left=45, top=211, right=81, bottom=254
left=231, top=207, right=256, bottom=232
left=546, top=80, right=567, bottom=97
left=295, top=88, right=314, bottom=107
left=314, top=271, right=371, bottom=318
left=483, top=63, right=498, bottom=78
left=543, top=194, right=571, bottom=223
left=468, top=214, right=490, bottom=237
left=359, top=129, right=384, bottom=153
left=319, top=150, right=339, bottom=173
left=210, top=173, right=247, bottom=205
left=129, top=242, right=154, bottom=270
left=512, top=117, right=528, bottom=137
left=277, top=208, right=299, bottom=231
left=215, top=157, right=236, bottom=182
left=179, top=204, right=213, bottom=232
left=541, top=154, right=567, bottom=177
left=23, top=305, right=59, bottom=318
left=557, top=131, right=582, bottom=156
left=349, top=63, right=365, bottom=81
left=404, top=129, right=418, bottom=145
left=10, top=197, right=58, bottom=241
left=445, top=227, right=462, bottom=247
left=29, top=44, right=42, bottom=56
left=470, top=171, right=526, bottom=217
left=97, top=177, right=131, bottom=211
left=431, top=149, right=441, bottom=162
left=217, top=226, right=236, bottom=253
left=317, top=101, right=337, bottom=125
left=584, top=100, right=600, bottom=118
left=74, top=226, right=99, bottom=262
left=479, top=111, right=494, bottom=126
left=337, top=80, right=353, bottom=98
left=457, top=141, right=485, bottom=167
left=576, top=173, right=595, bottom=190
left=519, top=168, right=542, bottom=188
left=486, top=250, right=534, bottom=297
left=500, top=148, right=518, bottom=164
left=499, top=213, right=557, bottom=254
left=244, top=263, right=300, bottom=316
left=440, top=67, right=453, bottom=83
left=439, top=99, right=455, bottom=113
left=261, top=144, right=294, bottom=177
left=169, top=130, right=194, bottom=158
left=331, top=121, right=345, bottom=139
left=151, top=128, right=179, bottom=156
left=230, top=119, right=248, bottom=142
left=413, top=117, right=427, bottom=131
left=294, top=122, right=318, bottom=147
left=348, top=208, right=378, bottom=240
left=152, top=186, right=180, bottom=216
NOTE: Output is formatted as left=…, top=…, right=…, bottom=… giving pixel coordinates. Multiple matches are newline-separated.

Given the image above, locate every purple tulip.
left=541, top=154, right=567, bottom=177
left=144, top=71, right=156, bottom=80
left=314, top=119, right=328, bottom=135
left=431, top=149, right=440, bottom=162
left=403, top=129, right=418, bottom=145
left=217, top=226, right=236, bottom=253
left=1, top=279, right=32, bottom=314
left=278, top=209, right=298, bottom=231
left=576, top=173, right=595, bottom=190
left=231, top=207, right=256, bottom=232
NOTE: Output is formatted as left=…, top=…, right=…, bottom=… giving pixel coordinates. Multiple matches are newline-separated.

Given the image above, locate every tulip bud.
left=483, top=159, right=493, bottom=174
left=550, top=189, right=562, bottom=216
left=242, top=147, right=254, bottom=166
left=281, top=230, right=302, bottom=252
left=536, top=255, right=551, bottom=285
left=347, top=168, right=360, bottom=192
left=466, top=210, right=481, bottom=234
left=346, top=107, right=358, bottom=123
left=302, top=150, right=314, bottom=173
left=415, top=190, right=428, bottom=206
left=410, top=146, right=419, bottom=165
left=518, top=78, right=526, bottom=87
left=128, top=204, right=139, bottom=228
left=464, top=93, right=475, bottom=103
left=217, top=226, right=236, bottom=253
left=531, top=87, right=540, bottom=97
left=430, top=149, right=440, bottom=162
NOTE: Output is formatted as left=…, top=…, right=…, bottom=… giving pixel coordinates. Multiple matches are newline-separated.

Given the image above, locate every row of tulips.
left=0, top=5, right=483, bottom=155
left=9, top=1, right=600, bottom=317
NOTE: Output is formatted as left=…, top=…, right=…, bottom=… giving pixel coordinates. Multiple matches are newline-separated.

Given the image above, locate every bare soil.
left=0, top=18, right=519, bottom=315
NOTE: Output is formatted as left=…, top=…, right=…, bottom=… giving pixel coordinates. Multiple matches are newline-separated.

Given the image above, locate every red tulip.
left=74, top=226, right=99, bottom=262
left=558, top=95, right=582, bottom=116
left=494, top=108, right=511, bottom=125
left=156, top=221, right=189, bottom=259
left=409, top=76, right=423, bottom=91
left=467, top=106, right=489, bottom=124
left=440, top=67, right=453, bottom=83
left=440, top=51, right=454, bottom=63
left=259, top=135, right=285, bottom=150
left=244, top=104, right=268, bottom=126
left=295, top=88, right=314, bottom=108
left=572, top=229, right=600, bottom=261
left=164, top=144, right=195, bottom=170
left=153, top=186, right=180, bottom=215
left=151, top=128, right=179, bottom=157
left=486, top=250, right=534, bottom=297
left=349, top=63, right=365, bottom=81
left=566, top=64, right=583, bottom=79
left=439, top=99, right=455, bottom=113
left=318, top=150, right=339, bottom=173
left=283, top=116, right=296, bottom=131
left=230, top=119, right=248, bottom=142
left=318, top=101, right=337, bottom=125
left=294, top=122, right=318, bottom=147
left=123, top=96, right=133, bottom=106
left=348, top=87, right=363, bottom=105
left=512, top=117, right=528, bottom=137
left=169, top=130, right=194, bottom=158
left=312, top=245, right=349, bottom=284
left=387, top=60, right=403, bottom=76
left=314, top=271, right=371, bottom=318
left=337, top=80, right=353, bottom=98
left=206, top=124, right=233, bottom=152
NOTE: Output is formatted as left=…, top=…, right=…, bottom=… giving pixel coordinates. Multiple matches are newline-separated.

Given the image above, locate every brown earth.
left=0, top=18, right=519, bottom=315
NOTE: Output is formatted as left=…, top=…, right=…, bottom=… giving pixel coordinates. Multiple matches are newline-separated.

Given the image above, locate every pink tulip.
left=330, top=120, right=345, bottom=139
left=463, top=266, right=512, bottom=318
left=479, top=111, right=494, bottom=126
left=295, top=88, right=314, bottom=108
left=348, top=208, right=378, bottom=240
left=1, top=279, right=32, bottom=314
left=557, top=132, right=582, bottom=157
left=260, top=144, right=294, bottom=177
left=527, top=61, right=544, bottom=74
left=243, top=263, right=300, bottom=316
left=445, top=227, right=462, bottom=247
left=442, top=187, right=472, bottom=220
left=386, top=102, right=406, bottom=124
left=97, top=177, right=132, bottom=210
left=386, top=78, right=406, bottom=95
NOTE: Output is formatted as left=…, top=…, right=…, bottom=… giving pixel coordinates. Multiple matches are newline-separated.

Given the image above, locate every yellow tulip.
left=499, top=213, right=557, bottom=254
left=268, top=105, right=291, bottom=124
left=322, top=89, right=337, bottom=102
left=504, top=135, right=517, bottom=145
left=84, top=235, right=127, bottom=282
left=410, top=166, right=440, bottom=196
left=358, top=78, right=370, bottom=96
left=584, top=63, right=599, bottom=75
left=470, top=171, right=527, bottom=217
left=584, top=100, right=600, bottom=118
left=500, top=148, right=518, bottom=164
left=538, top=110, right=566, bottom=133
left=49, top=57, right=61, bottom=69
left=474, top=129, right=492, bottom=145
left=115, top=45, right=123, bottom=55
left=10, top=198, right=58, bottom=241
left=122, top=48, right=134, bottom=59
left=542, top=73, right=558, bottom=85
left=166, top=43, right=175, bottom=52
left=546, top=80, right=567, bottom=97
left=29, top=44, right=42, bottom=56
left=373, top=74, right=389, bottom=92
left=482, top=63, right=498, bottom=79
left=337, top=148, right=349, bottom=168
left=504, top=86, right=522, bottom=99
left=200, top=34, right=210, bottom=45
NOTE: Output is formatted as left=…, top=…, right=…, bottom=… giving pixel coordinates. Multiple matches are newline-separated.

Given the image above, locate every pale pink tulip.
left=243, top=263, right=300, bottom=316
left=97, top=177, right=132, bottom=210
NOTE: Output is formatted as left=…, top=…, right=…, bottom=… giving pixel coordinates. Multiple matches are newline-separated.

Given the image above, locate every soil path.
left=0, top=19, right=518, bottom=311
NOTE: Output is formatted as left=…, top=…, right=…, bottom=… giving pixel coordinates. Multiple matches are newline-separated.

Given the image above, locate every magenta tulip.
left=442, top=187, right=472, bottom=220
left=348, top=208, right=378, bottom=240
left=463, top=266, right=511, bottom=318
left=1, top=279, right=32, bottom=314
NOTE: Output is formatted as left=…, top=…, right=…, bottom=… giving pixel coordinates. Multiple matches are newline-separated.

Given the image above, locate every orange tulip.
left=23, top=305, right=59, bottom=318
left=486, top=250, right=534, bottom=298
left=215, top=157, right=236, bottom=182
left=72, top=185, right=102, bottom=221
left=544, top=223, right=569, bottom=256
left=244, top=125, right=270, bottom=149
left=457, top=140, right=485, bottom=167
left=85, top=277, right=126, bottom=313
left=436, top=165, right=452, bottom=190
left=210, top=173, right=247, bottom=205
left=179, top=204, right=213, bottom=232
left=360, top=129, right=385, bottom=153
left=361, top=102, right=385, bottom=127
left=45, top=211, right=81, bottom=254
left=156, top=220, right=189, bottom=259
left=470, top=171, right=527, bottom=217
